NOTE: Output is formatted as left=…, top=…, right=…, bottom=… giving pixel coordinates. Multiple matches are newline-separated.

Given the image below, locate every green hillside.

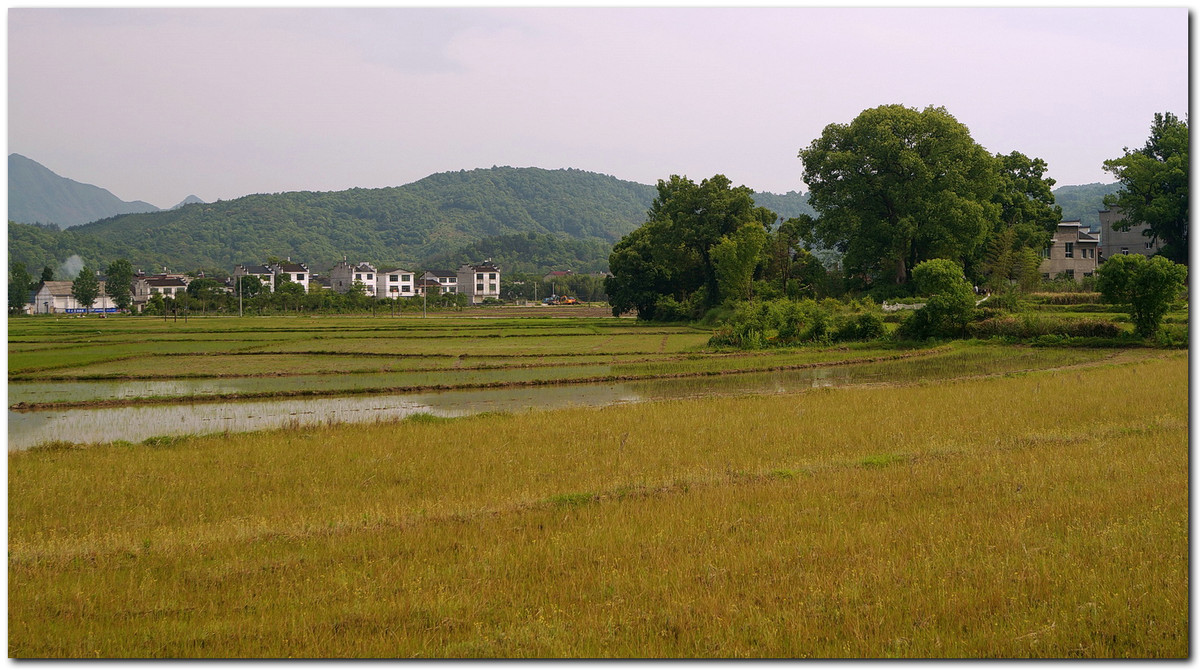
left=1053, top=182, right=1121, bottom=230
left=7, top=167, right=811, bottom=276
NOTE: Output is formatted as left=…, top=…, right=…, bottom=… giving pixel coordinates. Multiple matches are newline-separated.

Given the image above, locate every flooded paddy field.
left=8, top=313, right=1125, bottom=449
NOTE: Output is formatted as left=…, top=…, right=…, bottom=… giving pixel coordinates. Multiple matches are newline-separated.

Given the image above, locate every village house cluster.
left=27, top=259, right=502, bottom=314
left=26, top=209, right=1161, bottom=314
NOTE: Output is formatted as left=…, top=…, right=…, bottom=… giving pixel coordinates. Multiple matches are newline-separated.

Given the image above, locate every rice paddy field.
left=7, top=309, right=1189, bottom=658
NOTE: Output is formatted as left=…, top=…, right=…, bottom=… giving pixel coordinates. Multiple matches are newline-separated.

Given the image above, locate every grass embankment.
left=9, top=350, right=1187, bottom=658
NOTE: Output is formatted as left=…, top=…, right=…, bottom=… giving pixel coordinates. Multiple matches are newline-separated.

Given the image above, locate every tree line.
left=605, top=104, right=1188, bottom=340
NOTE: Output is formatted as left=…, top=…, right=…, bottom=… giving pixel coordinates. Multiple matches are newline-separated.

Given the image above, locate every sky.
left=6, top=5, right=1191, bottom=210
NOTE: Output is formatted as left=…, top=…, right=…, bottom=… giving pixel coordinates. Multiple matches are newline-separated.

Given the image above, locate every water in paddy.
left=8, top=367, right=856, bottom=450
left=7, top=347, right=1108, bottom=450
left=7, top=366, right=616, bottom=405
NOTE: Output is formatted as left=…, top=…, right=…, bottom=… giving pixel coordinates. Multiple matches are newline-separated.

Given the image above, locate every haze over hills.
left=7, top=154, right=1116, bottom=278
left=8, top=154, right=166, bottom=228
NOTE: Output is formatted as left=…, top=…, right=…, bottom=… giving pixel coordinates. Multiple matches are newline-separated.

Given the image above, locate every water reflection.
left=7, top=365, right=870, bottom=450
left=8, top=347, right=1104, bottom=450
left=7, top=384, right=640, bottom=451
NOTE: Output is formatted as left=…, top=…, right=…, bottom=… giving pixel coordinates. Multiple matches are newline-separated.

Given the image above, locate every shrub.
left=967, top=315, right=1123, bottom=340
left=834, top=311, right=885, bottom=342
left=1096, top=254, right=1189, bottom=337
left=1029, top=292, right=1102, bottom=305
left=897, top=259, right=976, bottom=340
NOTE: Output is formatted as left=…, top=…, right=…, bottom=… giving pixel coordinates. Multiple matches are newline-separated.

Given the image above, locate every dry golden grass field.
left=7, top=335, right=1187, bottom=657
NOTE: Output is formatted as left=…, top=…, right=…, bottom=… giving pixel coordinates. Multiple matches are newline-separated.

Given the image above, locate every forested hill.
left=1053, top=182, right=1122, bottom=230
left=7, top=166, right=813, bottom=276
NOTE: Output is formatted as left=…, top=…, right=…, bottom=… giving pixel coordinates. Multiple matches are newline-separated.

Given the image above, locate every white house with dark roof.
left=233, top=264, right=276, bottom=292
left=457, top=261, right=501, bottom=304
left=376, top=268, right=417, bottom=299
left=270, top=260, right=311, bottom=292
left=421, top=270, right=458, bottom=294
left=329, top=260, right=378, bottom=296
left=132, top=275, right=191, bottom=311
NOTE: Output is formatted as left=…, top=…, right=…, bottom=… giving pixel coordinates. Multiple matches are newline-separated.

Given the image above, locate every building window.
left=489, top=283, right=497, bottom=292
left=355, top=273, right=362, bottom=281
left=489, top=273, right=497, bottom=280
left=476, top=273, right=484, bottom=281
left=402, top=275, right=411, bottom=282
left=390, top=275, right=399, bottom=282
left=1064, top=242, right=1074, bottom=258
left=476, top=284, right=484, bottom=292
left=401, top=285, right=411, bottom=293
left=367, top=274, right=373, bottom=281
left=296, top=274, right=305, bottom=281
left=1066, top=269, right=1075, bottom=279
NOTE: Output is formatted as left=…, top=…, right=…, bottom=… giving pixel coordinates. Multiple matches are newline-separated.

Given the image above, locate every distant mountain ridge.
left=8, top=153, right=164, bottom=228
left=7, top=165, right=814, bottom=275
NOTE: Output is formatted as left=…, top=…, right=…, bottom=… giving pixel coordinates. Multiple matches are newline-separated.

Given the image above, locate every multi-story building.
left=457, top=260, right=501, bottom=304
left=329, top=261, right=378, bottom=296
left=233, top=264, right=276, bottom=292
left=1039, top=221, right=1099, bottom=281
left=376, top=268, right=417, bottom=300
left=270, top=260, right=311, bottom=292
left=1098, top=207, right=1163, bottom=262
left=421, top=270, right=458, bottom=294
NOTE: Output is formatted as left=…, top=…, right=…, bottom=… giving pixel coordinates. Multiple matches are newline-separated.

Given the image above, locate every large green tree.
left=1102, top=112, right=1189, bottom=265
left=1095, top=253, right=1187, bottom=337
left=104, top=259, right=135, bottom=311
left=9, top=262, right=34, bottom=315
left=606, top=174, right=776, bottom=319
left=71, top=264, right=100, bottom=314
left=797, top=104, right=1002, bottom=286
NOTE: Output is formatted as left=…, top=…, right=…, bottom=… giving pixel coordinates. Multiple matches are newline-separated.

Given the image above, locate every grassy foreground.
left=8, top=350, right=1188, bottom=658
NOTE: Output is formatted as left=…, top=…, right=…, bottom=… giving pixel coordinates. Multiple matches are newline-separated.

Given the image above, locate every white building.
left=30, top=280, right=117, bottom=314
left=233, top=264, right=276, bottom=292
left=270, top=260, right=311, bottom=293
left=376, top=268, right=417, bottom=300
left=329, top=260, right=377, bottom=296
left=457, top=260, right=501, bottom=304
left=421, top=270, right=458, bottom=294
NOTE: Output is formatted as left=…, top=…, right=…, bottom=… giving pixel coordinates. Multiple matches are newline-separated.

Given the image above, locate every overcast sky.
left=7, top=6, right=1190, bottom=209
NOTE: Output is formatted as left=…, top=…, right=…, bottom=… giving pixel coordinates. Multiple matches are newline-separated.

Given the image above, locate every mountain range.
left=7, top=154, right=1116, bottom=278
left=8, top=153, right=203, bottom=227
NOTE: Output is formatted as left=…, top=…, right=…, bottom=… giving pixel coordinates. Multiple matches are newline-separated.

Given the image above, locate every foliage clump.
left=1095, top=254, right=1188, bottom=337
left=896, top=259, right=976, bottom=340
left=707, top=298, right=884, bottom=349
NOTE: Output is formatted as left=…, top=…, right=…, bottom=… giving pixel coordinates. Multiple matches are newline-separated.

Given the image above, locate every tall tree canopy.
left=1102, top=112, right=1189, bottom=265
left=976, top=151, right=1062, bottom=290
left=797, top=104, right=1003, bottom=286
left=606, top=174, right=776, bottom=319
left=71, top=264, right=100, bottom=313
left=104, top=259, right=135, bottom=311
left=1095, top=253, right=1187, bottom=337
left=9, top=262, right=33, bottom=315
